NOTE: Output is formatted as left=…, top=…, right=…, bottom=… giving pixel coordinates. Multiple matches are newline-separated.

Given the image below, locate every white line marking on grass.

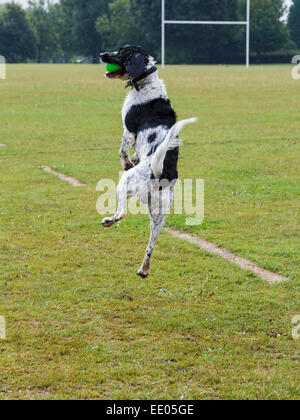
left=0, top=316, right=6, bottom=340
left=0, top=143, right=6, bottom=147
left=165, top=228, right=288, bottom=284
left=39, top=165, right=87, bottom=187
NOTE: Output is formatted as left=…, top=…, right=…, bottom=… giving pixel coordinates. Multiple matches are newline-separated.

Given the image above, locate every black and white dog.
left=100, top=45, right=196, bottom=278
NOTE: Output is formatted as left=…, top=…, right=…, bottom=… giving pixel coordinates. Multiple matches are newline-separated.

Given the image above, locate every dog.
left=100, top=45, right=196, bottom=278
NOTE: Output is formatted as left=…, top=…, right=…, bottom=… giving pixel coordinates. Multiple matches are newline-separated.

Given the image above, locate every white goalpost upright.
left=161, top=0, right=251, bottom=68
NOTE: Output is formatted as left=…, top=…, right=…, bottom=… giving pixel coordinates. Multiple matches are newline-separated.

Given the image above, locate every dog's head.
left=100, top=45, right=155, bottom=82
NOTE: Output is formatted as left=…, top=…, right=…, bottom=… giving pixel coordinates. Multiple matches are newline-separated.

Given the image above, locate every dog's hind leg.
left=137, top=187, right=173, bottom=278
left=137, top=213, right=166, bottom=279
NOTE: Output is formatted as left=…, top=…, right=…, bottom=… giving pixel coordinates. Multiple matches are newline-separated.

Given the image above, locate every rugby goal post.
left=161, top=0, right=251, bottom=68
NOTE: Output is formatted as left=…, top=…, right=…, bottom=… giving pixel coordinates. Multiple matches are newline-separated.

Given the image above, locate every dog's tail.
left=151, top=118, right=197, bottom=179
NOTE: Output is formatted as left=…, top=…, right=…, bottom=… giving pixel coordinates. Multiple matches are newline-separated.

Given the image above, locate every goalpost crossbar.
left=162, top=0, right=251, bottom=68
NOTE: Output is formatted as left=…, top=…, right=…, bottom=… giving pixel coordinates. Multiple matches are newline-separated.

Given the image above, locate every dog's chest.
left=123, top=99, right=176, bottom=139
left=122, top=80, right=168, bottom=133
left=122, top=91, right=140, bottom=129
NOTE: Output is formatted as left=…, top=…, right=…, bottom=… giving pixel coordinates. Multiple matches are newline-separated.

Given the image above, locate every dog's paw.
left=137, top=268, right=149, bottom=279
left=101, top=217, right=115, bottom=228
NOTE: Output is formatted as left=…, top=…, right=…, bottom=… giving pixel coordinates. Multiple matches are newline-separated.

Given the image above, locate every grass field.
left=0, top=64, right=299, bottom=400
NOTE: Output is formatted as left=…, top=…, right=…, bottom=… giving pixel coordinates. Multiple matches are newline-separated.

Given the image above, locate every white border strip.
left=165, top=228, right=288, bottom=284
left=39, top=165, right=87, bottom=187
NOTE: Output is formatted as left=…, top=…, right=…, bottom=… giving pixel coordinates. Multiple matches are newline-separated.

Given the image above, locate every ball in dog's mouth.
left=106, top=63, right=122, bottom=78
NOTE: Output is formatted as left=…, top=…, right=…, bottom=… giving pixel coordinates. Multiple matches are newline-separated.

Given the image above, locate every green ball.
left=106, top=63, right=121, bottom=73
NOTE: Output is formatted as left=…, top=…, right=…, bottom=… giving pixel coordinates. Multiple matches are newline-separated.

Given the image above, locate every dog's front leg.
left=102, top=168, right=139, bottom=228
left=120, top=131, right=135, bottom=171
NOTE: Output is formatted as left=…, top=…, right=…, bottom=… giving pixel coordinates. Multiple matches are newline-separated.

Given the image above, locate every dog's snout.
left=100, top=51, right=121, bottom=66
left=100, top=52, right=109, bottom=64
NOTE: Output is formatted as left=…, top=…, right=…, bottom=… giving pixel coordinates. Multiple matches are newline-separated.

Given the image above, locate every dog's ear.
left=125, top=53, right=148, bottom=80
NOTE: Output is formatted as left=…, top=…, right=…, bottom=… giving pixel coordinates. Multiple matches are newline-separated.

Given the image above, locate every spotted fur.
left=100, top=45, right=196, bottom=278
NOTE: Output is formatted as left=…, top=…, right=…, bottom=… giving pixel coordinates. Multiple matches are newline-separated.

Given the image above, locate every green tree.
left=249, top=0, right=288, bottom=60
left=28, top=0, right=59, bottom=63
left=96, top=0, right=139, bottom=52
left=60, top=0, right=113, bottom=63
left=0, top=3, right=37, bottom=63
left=288, top=0, right=300, bottom=47
left=42, top=1, right=75, bottom=62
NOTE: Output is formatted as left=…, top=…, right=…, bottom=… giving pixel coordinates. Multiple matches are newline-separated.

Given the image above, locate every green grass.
left=0, top=64, right=299, bottom=400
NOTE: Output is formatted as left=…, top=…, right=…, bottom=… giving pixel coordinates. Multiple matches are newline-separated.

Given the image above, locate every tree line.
left=0, top=0, right=299, bottom=64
